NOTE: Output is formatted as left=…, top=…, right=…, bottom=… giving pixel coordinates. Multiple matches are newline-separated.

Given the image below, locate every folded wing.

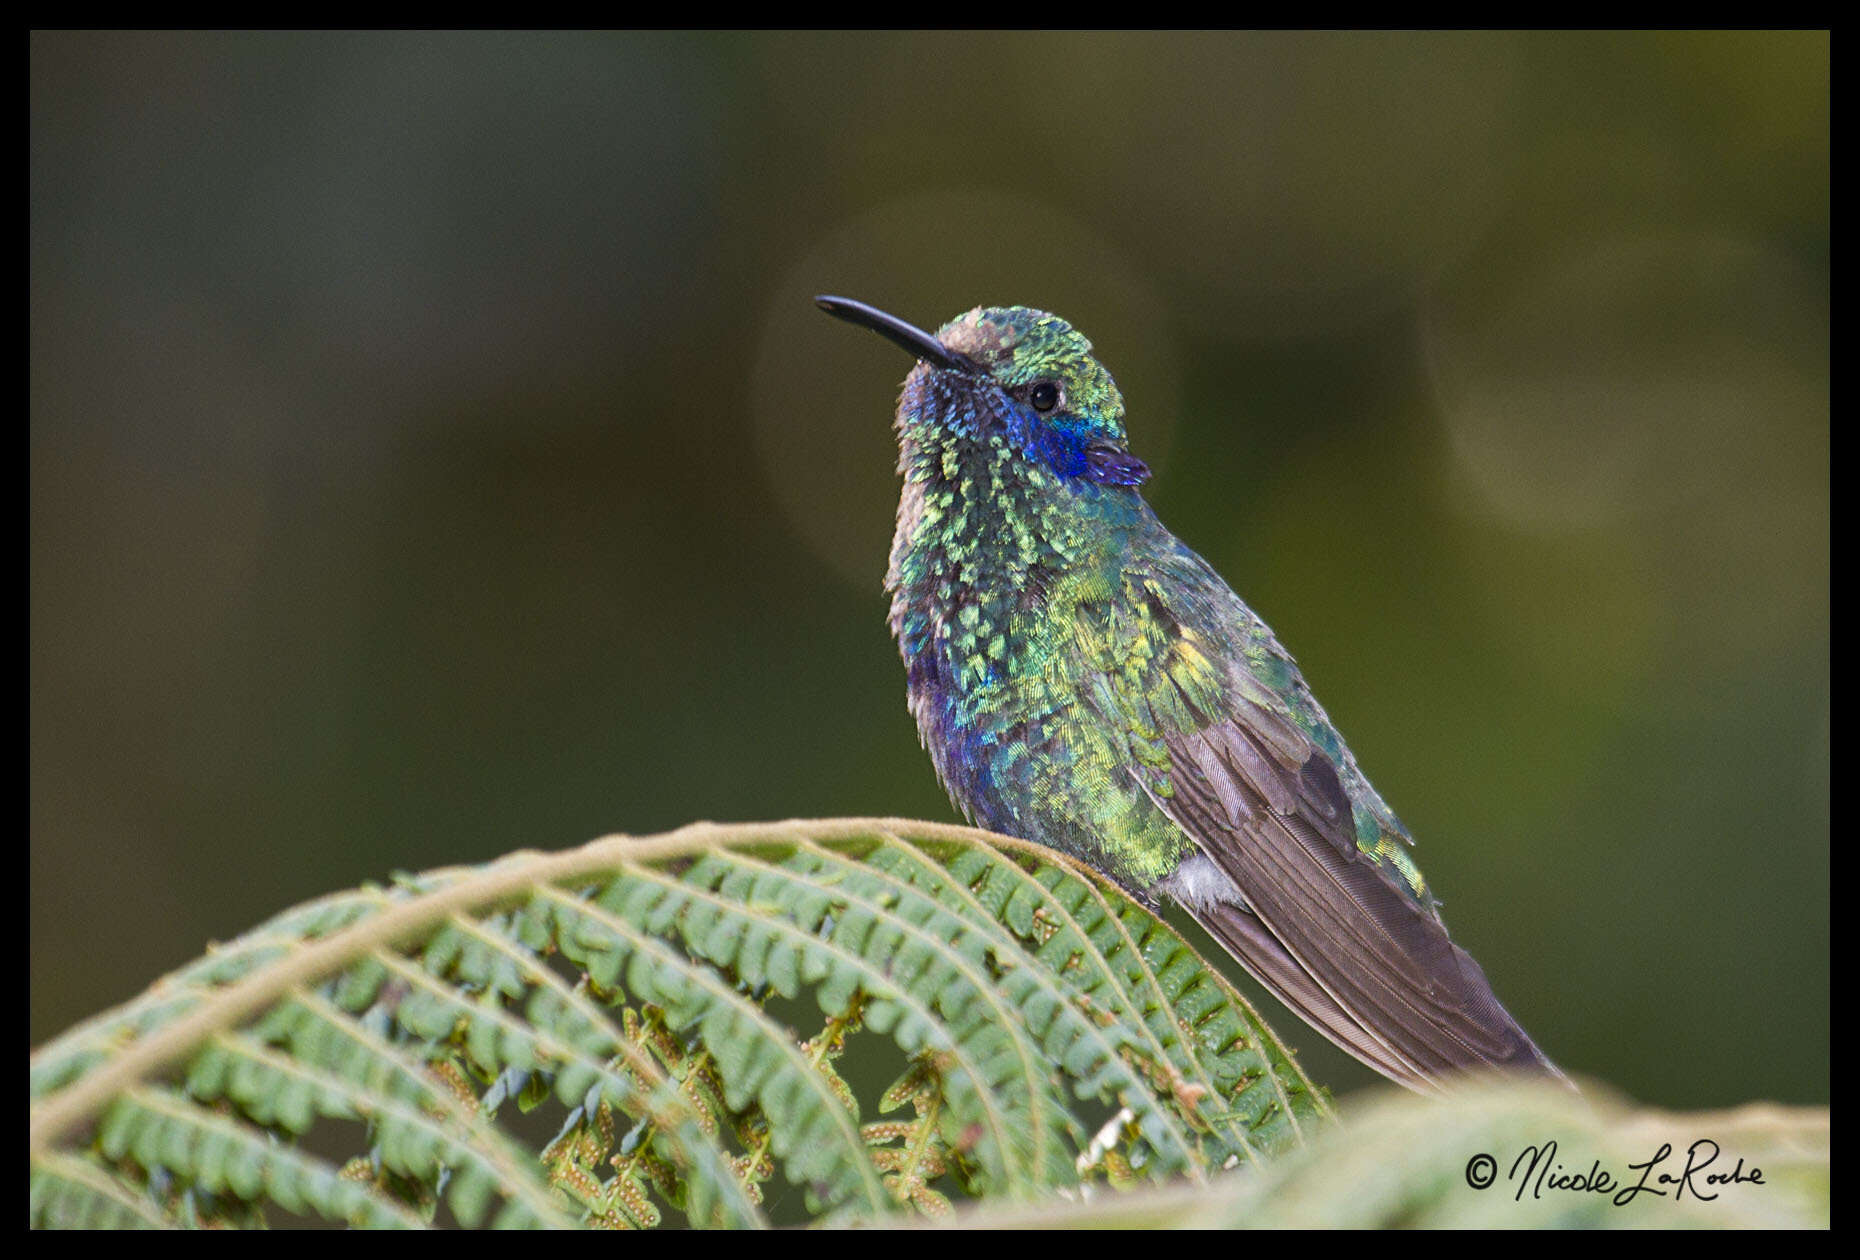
left=1151, top=696, right=1564, bottom=1091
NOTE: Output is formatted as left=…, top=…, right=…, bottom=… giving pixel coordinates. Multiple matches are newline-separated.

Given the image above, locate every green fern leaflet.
left=29, top=819, right=1333, bottom=1229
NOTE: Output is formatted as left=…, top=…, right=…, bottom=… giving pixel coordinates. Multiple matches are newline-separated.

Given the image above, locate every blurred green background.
left=31, top=32, right=1826, bottom=1108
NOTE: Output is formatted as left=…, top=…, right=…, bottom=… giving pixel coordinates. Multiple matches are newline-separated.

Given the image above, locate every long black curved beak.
left=814, top=296, right=970, bottom=372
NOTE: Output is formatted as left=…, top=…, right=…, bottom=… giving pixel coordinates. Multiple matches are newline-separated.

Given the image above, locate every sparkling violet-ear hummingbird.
left=816, top=295, right=1566, bottom=1093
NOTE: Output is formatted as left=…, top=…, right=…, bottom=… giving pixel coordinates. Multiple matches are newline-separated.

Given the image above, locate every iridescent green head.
left=816, top=297, right=1150, bottom=488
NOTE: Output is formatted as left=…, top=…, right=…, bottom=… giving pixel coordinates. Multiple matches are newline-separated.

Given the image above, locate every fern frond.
left=29, top=818, right=1331, bottom=1229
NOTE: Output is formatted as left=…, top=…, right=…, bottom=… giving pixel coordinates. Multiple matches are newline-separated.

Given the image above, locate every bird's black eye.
left=1029, top=381, right=1061, bottom=413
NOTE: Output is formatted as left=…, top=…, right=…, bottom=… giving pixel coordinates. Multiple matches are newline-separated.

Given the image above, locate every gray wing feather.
left=1156, top=699, right=1566, bottom=1091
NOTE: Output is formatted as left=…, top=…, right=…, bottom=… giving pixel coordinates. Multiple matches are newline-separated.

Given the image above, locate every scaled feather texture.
left=820, top=296, right=1566, bottom=1094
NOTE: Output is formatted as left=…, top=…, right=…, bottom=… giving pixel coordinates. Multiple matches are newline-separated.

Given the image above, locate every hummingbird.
left=816, top=295, right=1565, bottom=1094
